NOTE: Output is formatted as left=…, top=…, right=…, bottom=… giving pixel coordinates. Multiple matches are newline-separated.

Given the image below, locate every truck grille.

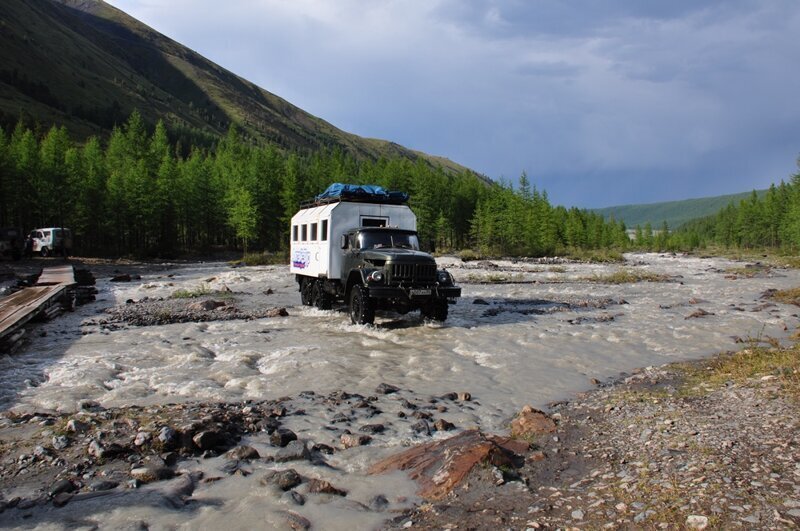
left=388, top=263, right=437, bottom=283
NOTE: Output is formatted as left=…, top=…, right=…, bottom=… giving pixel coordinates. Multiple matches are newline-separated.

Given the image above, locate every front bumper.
left=367, top=285, right=461, bottom=300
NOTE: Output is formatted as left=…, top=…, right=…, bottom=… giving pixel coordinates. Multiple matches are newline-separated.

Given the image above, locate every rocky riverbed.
left=0, top=253, right=799, bottom=529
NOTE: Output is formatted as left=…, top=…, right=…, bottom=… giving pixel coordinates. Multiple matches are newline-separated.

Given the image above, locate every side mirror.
left=341, top=235, right=348, bottom=249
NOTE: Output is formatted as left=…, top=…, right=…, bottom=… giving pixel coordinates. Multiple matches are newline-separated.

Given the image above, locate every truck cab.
left=290, top=184, right=461, bottom=324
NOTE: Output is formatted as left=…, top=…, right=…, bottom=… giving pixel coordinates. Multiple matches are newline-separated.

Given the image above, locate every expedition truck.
left=289, top=184, right=461, bottom=324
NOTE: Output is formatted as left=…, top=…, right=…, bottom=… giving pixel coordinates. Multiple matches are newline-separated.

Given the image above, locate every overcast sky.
left=106, top=0, right=800, bottom=208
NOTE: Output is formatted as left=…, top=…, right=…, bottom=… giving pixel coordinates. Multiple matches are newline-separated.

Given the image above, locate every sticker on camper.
left=292, top=249, right=310, bottom=269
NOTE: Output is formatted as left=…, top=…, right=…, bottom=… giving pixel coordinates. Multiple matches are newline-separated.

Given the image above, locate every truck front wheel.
left=349, top=286, right=375, bottom=325
left=422, top=300, right=449, bottom=322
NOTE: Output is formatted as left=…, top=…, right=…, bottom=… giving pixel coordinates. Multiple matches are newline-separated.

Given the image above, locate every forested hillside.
left=594, top=190, right=767, bottom=229
left=671, top=175, right=800, bottom=251
left=0, top=0, right=469, bottom=174
left=0, top=114, right=628, bottom=257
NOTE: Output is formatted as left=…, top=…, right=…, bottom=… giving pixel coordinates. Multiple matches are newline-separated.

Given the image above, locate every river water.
left=1, top=253, right=797, bottom=529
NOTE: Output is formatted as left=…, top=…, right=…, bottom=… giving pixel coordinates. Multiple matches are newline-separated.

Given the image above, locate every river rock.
left=49, top=479, right=76, bottom=497
left=226, top=445, right=260, bottom=460
left=274, top=440, right=310, bottom=463
left=282, top=490, right=306, bottom=506
left=341, top=433, right=372, bottom=448
left=686, top=308, right=714, bottom=319
left=67, top=418, right=90, bottom=433
left=158, top=426, right=178, bottom=446
left=375, top=382, right=400, bottom=395
left=307, top=478, right=347, bottom=496
left=369, top=494, right=390, bottom=511
left=312, top=443, right=335, bottom=455
left=271, top=428, right=297, bottom=447
left=257, top=418, right=281, bottom=434
left=510, top=405, right=557, bottom=438
left=86, top=439, right=127, bottom=459
left=411, top=420, right=431, bottom=435
left=130, top=463, right=174, bottom=483
left=434, top=419, right=455, bottom=431
left=52, top=492, right=73, bottom=507
left=134, top=431, right=151, bottom=446
left=261, top=469, right=302, bottom=491
left=359, top=423, right=385, bottom=434
left=52, top=435, right=70, bottom=450
left=265, top=307, right=289, bottom=317
left=278, top=510, right=311, bottom=531
left=89, top=480, right=119, bottom=491
left=192, top=430, right=222, bottom=450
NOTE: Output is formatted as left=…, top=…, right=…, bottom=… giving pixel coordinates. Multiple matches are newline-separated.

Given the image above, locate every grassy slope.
left=593, top=189, right=767, bottom=228
left=0, top=0, right=473, bottom=175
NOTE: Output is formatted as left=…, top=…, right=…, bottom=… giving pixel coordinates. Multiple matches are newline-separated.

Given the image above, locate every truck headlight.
left=368, top=271, right=384, bottom=283
left=437, top=271, right=452, bottom=284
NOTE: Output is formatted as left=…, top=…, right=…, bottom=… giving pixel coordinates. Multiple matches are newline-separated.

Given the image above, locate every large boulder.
left=369, top=429, right=528, bottom=500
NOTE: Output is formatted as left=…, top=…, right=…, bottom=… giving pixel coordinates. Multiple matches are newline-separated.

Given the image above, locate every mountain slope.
left=0, top=0, right=471, bottom=173
left=593, top=190, right=768, bottom=228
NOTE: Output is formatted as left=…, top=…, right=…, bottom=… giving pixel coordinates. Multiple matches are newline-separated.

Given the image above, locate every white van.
left=28, top=227, right=72, bottom=257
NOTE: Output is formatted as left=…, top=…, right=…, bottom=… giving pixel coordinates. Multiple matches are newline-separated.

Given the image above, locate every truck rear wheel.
left=422, top=300, right=449, bottom=322
left=349, top=286, right=375, bottom=325
left=312, top=281, right=332, bottom=310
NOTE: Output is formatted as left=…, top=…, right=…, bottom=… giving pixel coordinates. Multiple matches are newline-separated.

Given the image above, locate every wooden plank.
left=0, top=265, right=77, bottom=342
left=0, top=285, right=65, bottom=338
left=37, top=265, right=75, bottom=286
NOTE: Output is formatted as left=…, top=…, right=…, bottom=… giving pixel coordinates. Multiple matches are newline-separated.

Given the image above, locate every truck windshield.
left=358, top=232, right=419, bottom=250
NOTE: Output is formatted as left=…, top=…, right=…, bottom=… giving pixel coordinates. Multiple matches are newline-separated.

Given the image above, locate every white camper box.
left=290, top=202, right=417, bottom=280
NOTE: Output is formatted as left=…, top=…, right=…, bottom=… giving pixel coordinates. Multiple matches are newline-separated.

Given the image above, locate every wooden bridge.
left=0, top=265, right=76, bottom=349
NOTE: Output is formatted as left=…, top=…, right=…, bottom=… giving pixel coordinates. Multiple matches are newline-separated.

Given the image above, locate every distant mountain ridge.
left=0, top=0, right=473, bottom=175
left=593, top=190, right=768, bottom=229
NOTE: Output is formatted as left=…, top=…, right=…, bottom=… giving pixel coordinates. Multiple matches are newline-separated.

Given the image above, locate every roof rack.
left=299, top=183, right=410, bottom=208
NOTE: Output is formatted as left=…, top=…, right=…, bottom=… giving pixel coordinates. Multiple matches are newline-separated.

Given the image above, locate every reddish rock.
left=369, top=429, right=528, bottom=500
left=306, top=478, right=347, bottom=496
left=510, top=405, right=557, bottom=438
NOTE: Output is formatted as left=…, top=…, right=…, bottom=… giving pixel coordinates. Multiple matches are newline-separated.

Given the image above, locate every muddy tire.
left=312, top=280, right=332, bottom=310
left=349, top=285, right=374, bottom=325
left=422, top=300, right=449, bottom=322
left=300, top=278, right=313, bottom=306
left=40, top=247, right=49, bottom=258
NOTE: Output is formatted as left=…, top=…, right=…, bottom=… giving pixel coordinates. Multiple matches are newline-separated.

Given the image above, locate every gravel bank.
left=388, top=348, right=800, bottom=529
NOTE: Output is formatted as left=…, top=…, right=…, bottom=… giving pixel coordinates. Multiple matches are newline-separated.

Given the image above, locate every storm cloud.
left=108, top=0, right=800, bottom=207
